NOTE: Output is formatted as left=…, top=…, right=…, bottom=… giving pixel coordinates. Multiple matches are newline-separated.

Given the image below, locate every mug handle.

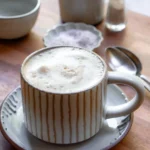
left=106, top=71, right=145, bottom=119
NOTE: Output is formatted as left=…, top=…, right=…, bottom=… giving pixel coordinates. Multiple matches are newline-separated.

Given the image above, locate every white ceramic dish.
left=43, top=23, right=103, bottom=51
left=0, top=85, right=132, bottom=150
left=0, top=0, right=40, bottom=39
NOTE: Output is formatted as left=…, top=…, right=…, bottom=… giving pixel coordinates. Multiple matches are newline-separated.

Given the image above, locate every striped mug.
left=20, top=46, right=145, bottom=144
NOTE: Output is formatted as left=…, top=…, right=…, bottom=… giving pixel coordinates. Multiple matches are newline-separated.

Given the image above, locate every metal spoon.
left=106, top=46, right=150, bottom=92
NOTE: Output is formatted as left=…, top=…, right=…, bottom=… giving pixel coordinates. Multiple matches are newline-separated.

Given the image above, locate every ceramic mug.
left=20, top=46, right=145, bottom=144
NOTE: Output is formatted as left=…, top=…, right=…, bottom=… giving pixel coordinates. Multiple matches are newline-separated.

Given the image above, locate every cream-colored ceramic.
left=43, top=23, right=103, bottom=51
left=59, top=0, right=104, bottom=25
left=0, top=85, right=132, bottom=150
left=20, top=46, right=144, bottom=144
left=0, top=0, right=40, bottom=39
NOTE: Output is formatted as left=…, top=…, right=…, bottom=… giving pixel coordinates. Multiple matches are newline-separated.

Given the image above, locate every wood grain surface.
left=0, top=0, right=150, bottom=149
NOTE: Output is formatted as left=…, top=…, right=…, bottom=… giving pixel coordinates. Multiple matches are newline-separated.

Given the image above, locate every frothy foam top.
left=23, top=47, right=105, bottom=93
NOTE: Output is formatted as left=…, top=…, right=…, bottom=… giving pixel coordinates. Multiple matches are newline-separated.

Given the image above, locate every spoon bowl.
left=106, top=47, right=137, bottom=75
left=115, top=46, right=142, bottom=75
left=106, top=46, right=150, bottom=92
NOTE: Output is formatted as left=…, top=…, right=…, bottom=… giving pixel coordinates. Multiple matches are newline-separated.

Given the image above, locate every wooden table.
left=0, top=0, right=150, bottom=149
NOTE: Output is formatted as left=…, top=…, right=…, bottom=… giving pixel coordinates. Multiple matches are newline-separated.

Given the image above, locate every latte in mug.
left=21, top=46, right=144, bottom=144
left=23, top=47, right=105, bottom=93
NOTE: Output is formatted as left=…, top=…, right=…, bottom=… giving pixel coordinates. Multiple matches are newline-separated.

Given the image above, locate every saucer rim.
left=0, top=85, right=133, bottom=150
left=43, top=22, right=103, bottom=51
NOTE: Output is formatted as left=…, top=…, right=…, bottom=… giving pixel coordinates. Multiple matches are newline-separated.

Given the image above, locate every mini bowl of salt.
left=43, top=23, right=103, bottom=51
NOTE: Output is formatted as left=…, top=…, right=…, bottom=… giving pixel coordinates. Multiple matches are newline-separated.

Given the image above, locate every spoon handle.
left=140, top=75, right=150, bottom=92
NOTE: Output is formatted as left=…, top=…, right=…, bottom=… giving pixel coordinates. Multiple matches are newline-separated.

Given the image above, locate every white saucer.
left=0, top=85, right=132, bottom=150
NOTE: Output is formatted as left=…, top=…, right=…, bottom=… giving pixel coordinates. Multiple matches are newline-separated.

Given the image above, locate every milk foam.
left=23, top=47, right=105, bottom=93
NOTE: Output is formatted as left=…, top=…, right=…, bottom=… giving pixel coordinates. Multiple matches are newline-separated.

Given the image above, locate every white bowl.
left=0, top=0, right=40, bottom=39
left=43, top=23, right=103, bottom=51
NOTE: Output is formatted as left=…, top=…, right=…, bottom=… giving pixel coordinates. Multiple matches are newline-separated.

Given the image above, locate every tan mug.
left=21, top=46, right=145, bottom=144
